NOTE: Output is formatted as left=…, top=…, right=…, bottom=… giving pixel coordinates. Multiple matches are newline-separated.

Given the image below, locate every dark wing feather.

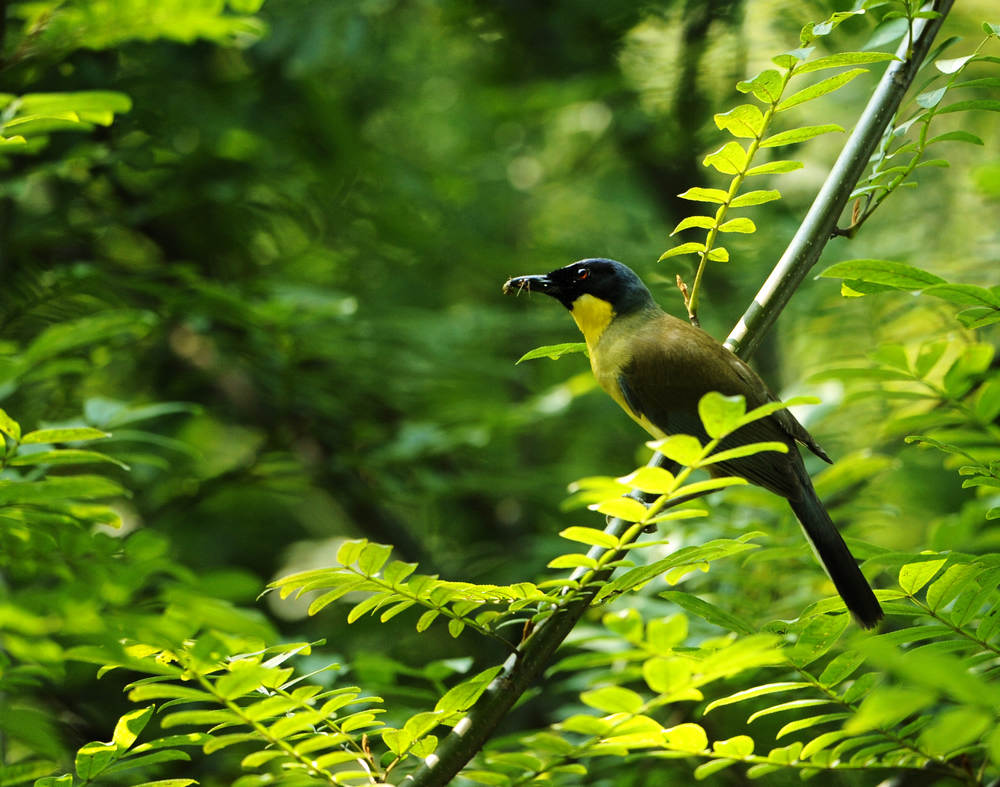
left=617, top=316, right=803, bottom=498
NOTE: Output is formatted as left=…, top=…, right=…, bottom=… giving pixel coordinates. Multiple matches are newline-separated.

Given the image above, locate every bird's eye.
left=576, top=268, right=589, bottom=280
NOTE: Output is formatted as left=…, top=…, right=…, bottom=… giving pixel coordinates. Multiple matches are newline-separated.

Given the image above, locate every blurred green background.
left=2, top=0, right=999, bottom=780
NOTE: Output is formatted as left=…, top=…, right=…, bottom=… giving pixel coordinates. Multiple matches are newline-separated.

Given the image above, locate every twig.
left=403, top=4, right=953, bottom=784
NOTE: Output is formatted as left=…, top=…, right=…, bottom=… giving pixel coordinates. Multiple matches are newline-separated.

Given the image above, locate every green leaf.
left=75, top=741, right=118, bottom=780
left=416, top=609, right=439, bottom=632
left=203, top=733, right=261, bottom=754
left=729, top=190, right=781, bottom=207
left=975, top=379, right=1000, bottom=422
left=788, top=614, right=848, bottom=667
left=818, top=651, right=866, bottom=687
left=898, top=558, right=947, bottom=594
left=714, top=104, right=765, bottom=138
left=703, top=141, right=748, bottom=174
left=845, top=686, right=935, bottom=733
left=919, top=707, right=991, bottom=757
left=127, top=684, right=215, bottom=703
left=581, top=685, right=644, bottom=714
left=745, top=160, right=803, bottom=176
left=216, top=663, right=273, bottom=700
left=515, top=343, right=588, bottom=364
left=435, top=666, right=501, bottom=713
left=776, top=69, right=867, bottom=111
left=677, top=187, right=730, bottom=204
left=659, top=590, right=755, bottom=634
left=0, top=475, right=126, bottom=505
left=664, top=723, right=708, bottom=753
left=794, top=51, right=898, bottom=74
left=357, top=542, right=393, bottom=575
left=925, top=562, right=978, bottom=611
left=986, top=724, right=1000, bottom=767
left=559, top=526, right=619, bottom=549
left=547, top=553, right=598, bottom=570
left=707, top=247, right=729, bottom=262
left=943, top=343, right=994, bottom=397
left=923, top=283, right=1000, bottom=308
left=914, top=341, right=948, bottom=378
left=336, top=539, right=367, bottom=566
left=34, top=775, right=75, bottom=787
left=0, top=408, right=22, bottom=441
left=818, top=259, right=945, bottom=289
left=8, top=449, right=129, bottom=469
left=704, top=682, right=810, bottom=714
left=927, top=130, right=984, bottom=146
left=718, top=218, right=756, bottom=233
left=737, top=396, right=818, bottom=428
left=916, top=86, right=948, bottom=109
left=643, top=657, right=692, bottom=695
left=383, top=560, right=417, bottom=586
left=938, top=99, right=1000, bottom=115
left=698, top=392, right=746, bottom=439
left=129, top=781, right=196, bottom=787
left=617, top=465, right=676, bottom=494
left=760, top=124, right=843, bottom=148
left=104, top=751, right=191, bottom=777
left=659, top=242, right=706, bottom=261
left=713, top=735, right=754, bottom=757
left=589, top=496, right=648, bottom=522
left=695, top=759, right=738, bottom=780
left=647, top=434, right=703, bottom=466
left=672, top=476, right=748, bottom=497
left=933, top=54, right=973, bottom=74
left=347, top=591, right=394, bottom=623
left=737, top=70, right=784, bottom=103
left=800, top=729, right=849, bottom=759
left=747, top=698, right=832, bottom=724
left=702, top=441, right=788, bottom=465
left=776, top=712, right=849, bottom=740
left=20, top=427, right=110, bottom=444
left=671, top=215, right=717, bottom=235
left=112, top=706, right=154, bottom=750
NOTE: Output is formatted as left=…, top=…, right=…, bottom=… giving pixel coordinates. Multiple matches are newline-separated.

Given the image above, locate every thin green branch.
left=686, top=70, right=791, bottom=324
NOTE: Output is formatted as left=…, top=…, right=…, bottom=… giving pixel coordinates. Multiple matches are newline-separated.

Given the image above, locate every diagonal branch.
left=403, top=4, right=953, bottom=785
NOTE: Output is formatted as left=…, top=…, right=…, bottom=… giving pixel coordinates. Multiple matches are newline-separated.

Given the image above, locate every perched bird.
left=503, top=258, right=882, bottom=629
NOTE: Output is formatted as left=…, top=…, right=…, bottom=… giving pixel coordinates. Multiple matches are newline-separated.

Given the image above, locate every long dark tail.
left=787, top=472, right=883, bottom=629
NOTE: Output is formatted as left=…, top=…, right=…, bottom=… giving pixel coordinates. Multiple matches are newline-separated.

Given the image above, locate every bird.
left=503, top=257, right=883, bottom=629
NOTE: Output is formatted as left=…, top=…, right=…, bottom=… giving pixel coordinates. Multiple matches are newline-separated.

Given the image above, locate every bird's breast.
left=569, top=294, right=615, bottom=353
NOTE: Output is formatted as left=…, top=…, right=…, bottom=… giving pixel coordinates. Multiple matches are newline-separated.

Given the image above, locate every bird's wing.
left=724, top=351, right=832, bottom=464
left=616, top=322, right=801, bottom=497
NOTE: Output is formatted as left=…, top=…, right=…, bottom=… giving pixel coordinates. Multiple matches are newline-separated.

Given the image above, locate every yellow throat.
left=570, top=293, right=615, bottom=352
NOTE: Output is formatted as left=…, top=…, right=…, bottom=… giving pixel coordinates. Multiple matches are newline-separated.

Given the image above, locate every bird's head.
left=502, top=258, right=654, bottom=315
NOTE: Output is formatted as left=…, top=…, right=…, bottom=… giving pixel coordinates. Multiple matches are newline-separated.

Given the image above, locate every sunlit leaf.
left=760, top=124, right=843, bottom=148
left=776, top=68, right=867, bottom=112
left=515, top=343, right=588, bottom=364
left=737, top=70, right=784, bottom=103
left=671, top=215, right=716, bottom=235
left=677, top=187, right=730, bottom=204
left=714, top=104, right=765, bottom=138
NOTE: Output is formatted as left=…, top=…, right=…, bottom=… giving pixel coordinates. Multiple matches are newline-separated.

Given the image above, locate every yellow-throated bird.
left=504, top=258, right=882, bottom=629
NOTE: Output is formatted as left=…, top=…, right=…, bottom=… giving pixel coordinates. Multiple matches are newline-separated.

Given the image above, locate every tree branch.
left=404, top=4, right=953, bottom=784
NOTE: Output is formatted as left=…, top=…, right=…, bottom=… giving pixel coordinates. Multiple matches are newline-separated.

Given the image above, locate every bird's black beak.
left=502, top=273, right=558, bottom=297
